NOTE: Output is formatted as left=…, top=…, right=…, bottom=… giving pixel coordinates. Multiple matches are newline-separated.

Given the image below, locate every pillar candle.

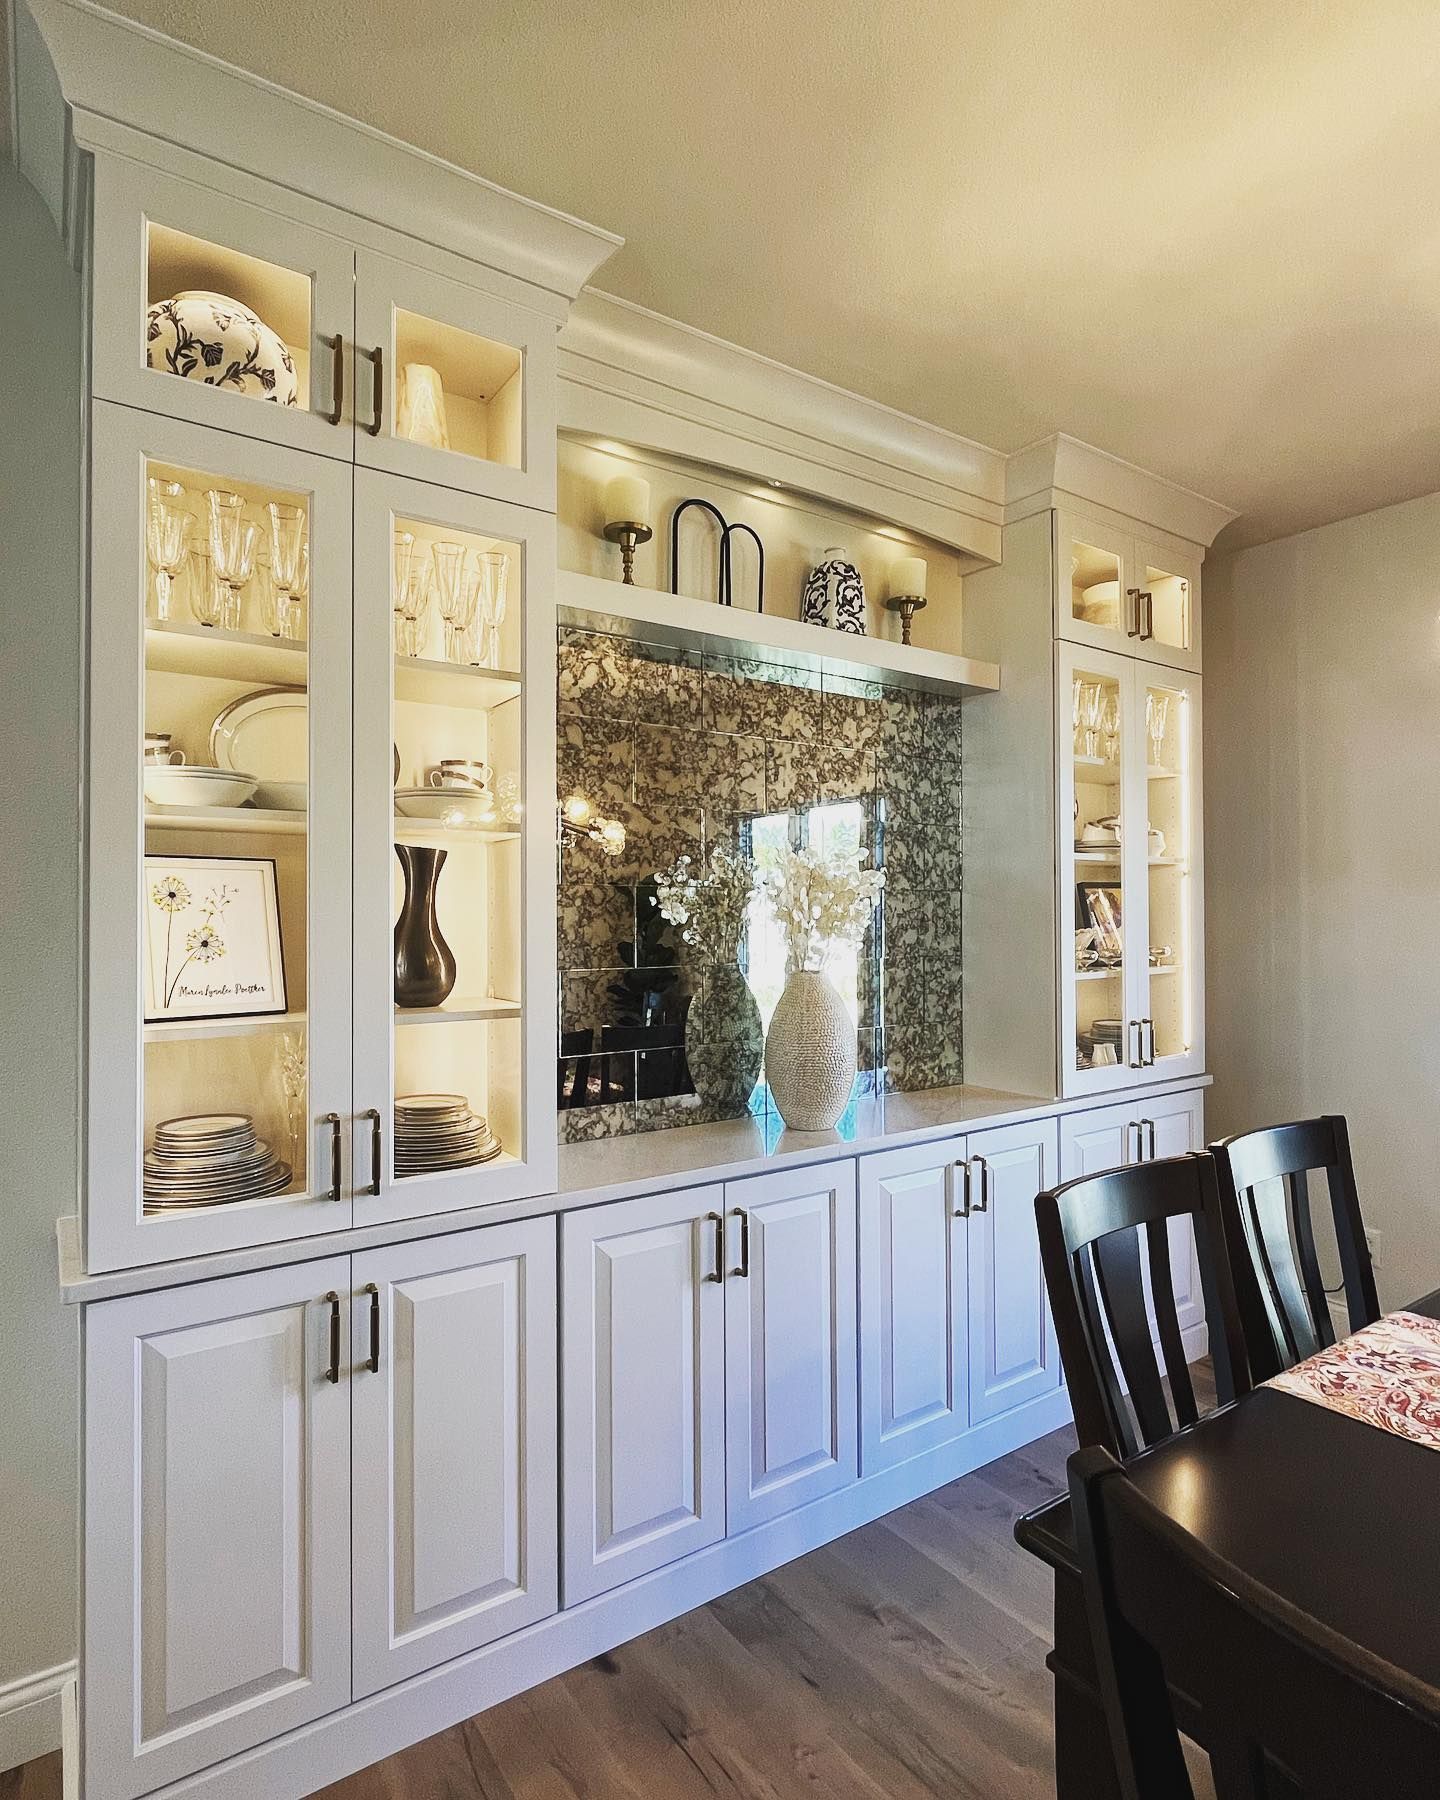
left=604, top=474, right=651, bottom=527
left=890, top=555, right=928, bottom=599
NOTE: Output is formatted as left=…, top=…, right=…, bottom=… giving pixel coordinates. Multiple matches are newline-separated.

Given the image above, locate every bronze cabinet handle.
left=1142, top=1017, right=1156, bottom=1066
left=362, top=343, right=384, bottom=437
left=321, top=331, right=344, bottom=426
left=1143, top=1118, right=1157, bottom=1160
left=365, top=1283, right=381, bottom=1372
left=703, top=1211, right=724, bottom=1282
left=364, top=1107, right=382, bottom=1195
left=731, top=1208, right=750, bottom=1278
left=1141, top=591, right=1154, bottom=640
left=970, top=1155, right=990, bottom=1213
left=1127, top=1121, right=1141, bottom=1164
left=953, top=1158, right=972, bottom=1218
left=1128, top=1020, right=1144, bottom=1070
left=1125, top=587, right=1143, bottom=638
left=323, top=1111, right=342, bottom=1201
left=323, top=1291, right=341, bottom=1383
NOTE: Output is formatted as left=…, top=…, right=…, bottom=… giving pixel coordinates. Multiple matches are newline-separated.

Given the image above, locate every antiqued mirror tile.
left=558, top=869, right=635, bottom=970
left=557, top=627, right=633, bottom=719
left=766, top=740, right=877, bottom=813
left=703, top=653, right=822, bottom=741
left=557, top=713, right=633, bottom=812
left=634, top=722, right=766, bottom=811
left=925, top=692, right=965, bottom=761
left=820, top=671, right=885, bottom=751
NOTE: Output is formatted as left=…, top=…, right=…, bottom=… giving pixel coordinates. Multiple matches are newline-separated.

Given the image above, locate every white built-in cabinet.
left=1059, top=638, right=1204, bottom=1098
left=858, top=1117, right=1059, bottom=1475
left=1056, top=509, right=1201, bottom=673
left=85, top=1219, right=557, bottom=1798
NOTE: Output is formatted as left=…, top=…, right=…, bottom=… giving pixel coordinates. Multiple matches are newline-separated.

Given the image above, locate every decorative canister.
left=685, top=961, right=764, bottom=1115
left=764, top=969, right=857, bottom=1131
left=145, top=291, right=298, bottom=404
left=800, top=547, right=867, bottom=635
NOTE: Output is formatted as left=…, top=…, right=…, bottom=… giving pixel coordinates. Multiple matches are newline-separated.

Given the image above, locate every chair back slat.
left=1092, top=1228, right=1173, bottom=1449
left=1037, top=1154, right=1251, bottom=1459
left=1212, top=1116, right=1379, bottom=1382
left=1145, top=1219, right=1199, bottom=1429
left=1071, top=1445, right=1440, bottom=1800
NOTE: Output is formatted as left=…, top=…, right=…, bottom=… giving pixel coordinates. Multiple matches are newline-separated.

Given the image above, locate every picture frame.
left=144, top=855, right=287, bottom=1022
left=1076, top=881, right=1124, bottom=960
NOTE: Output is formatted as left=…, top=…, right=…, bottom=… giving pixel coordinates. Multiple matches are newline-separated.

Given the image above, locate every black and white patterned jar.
left=800, top=548, right=867, bottom=635
left=145, top=290, right=299, bottom=405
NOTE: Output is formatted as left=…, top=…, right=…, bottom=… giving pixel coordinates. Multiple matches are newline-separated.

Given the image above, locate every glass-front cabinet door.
left=1133, top=537, right=1202, bottom=673
left=1130, top=663, right=1204, bottom=1080
left=354, top=250, right=557, bottom=511
left=1059, top=643, right=1141, bottom=1096
left=87, top=403, right=354, bottom=1272
left=351, top=469, right=556, bottom=1226
left=1055, top=512, right=1133, bottom=658
left=89, top=154, right=356, bottom=460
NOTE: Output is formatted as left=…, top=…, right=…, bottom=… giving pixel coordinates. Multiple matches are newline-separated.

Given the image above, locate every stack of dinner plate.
left=394, top=1094, right=501, bottom=1176
left=143, top=1112, right=293, bottom=1212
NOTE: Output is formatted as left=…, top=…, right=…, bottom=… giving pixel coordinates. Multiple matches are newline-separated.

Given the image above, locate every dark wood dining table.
left=1017, top=1286, right=1440, bottom=1798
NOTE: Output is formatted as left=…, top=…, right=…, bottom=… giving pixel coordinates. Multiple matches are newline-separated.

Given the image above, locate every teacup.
left=427, top=758, right=491, bottom=793
left=144, top=733, right=185, bottom=767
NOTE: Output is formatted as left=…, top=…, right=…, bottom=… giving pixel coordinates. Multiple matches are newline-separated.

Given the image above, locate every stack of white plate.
left=394, top=1094, right=501, bottom=1176
left=143, top=1112, right=293, bottom=1212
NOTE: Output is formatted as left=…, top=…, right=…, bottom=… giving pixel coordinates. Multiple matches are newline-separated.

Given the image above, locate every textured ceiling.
left=95, top=0, right=1440, bottom=547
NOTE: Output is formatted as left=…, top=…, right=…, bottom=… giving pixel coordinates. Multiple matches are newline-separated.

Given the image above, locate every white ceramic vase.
left=145, top=290, right=298, bottom=404
left=396, top=362, right=451, bottom=449
left=764, top=969, right=856, bottom=1132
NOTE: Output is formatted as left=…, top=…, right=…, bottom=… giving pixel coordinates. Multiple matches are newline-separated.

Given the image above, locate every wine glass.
left=399, top=558, right=434, bottom=658
left=1147, top=692, right=1170, bottom=769
left=430, top=540, right=469, bottom=662
left=205, top=490, right=257, bottom=631
left=145, top=479, right=191, bottom=623
left=187, top=542, right=223, bottom=627
left=1081, top=681, right=1106, bottom=760
left=289, top=539, right=308, bottom=641
left=392, top=528, right=416, bottom=654
left=265, top=502, right=306, bottom=640
left=472, top=549, right=509, bottom=669
left=1101, top=692, right=1120, bottom=763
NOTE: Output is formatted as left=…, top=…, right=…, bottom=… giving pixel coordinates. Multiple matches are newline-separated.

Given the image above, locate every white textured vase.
left=764, top=970, right=857, bottom=1132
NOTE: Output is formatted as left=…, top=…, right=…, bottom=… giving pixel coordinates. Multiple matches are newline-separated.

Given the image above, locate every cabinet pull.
left=364, top=1107, right=383, bottom=1195
left=323, top=1291, right=341, bottom=1383
left=970, top=1154, right=990, bottom=1213
left=1125, top=587, right=1143, bottom=638
left=703, top=1211, right=724, bottom=1282
left=732, top=1207, right=750, bottom=1278
left=365, top=1282, right=381, bottom=1372
left=1127, top=1120, right=1141, bottom=1164
left=953, top=1158, right=972, bottom=1218
left=321, top=331, right=344, bottom=426
left=1128, top=1020, right=1144, bottom=1070
left=363, top=343, right=384, bottom=436
left=1143, top=1118, right=1157, bottom=1161
left=1142, top=1017, right=1156, bottom=1066
left=323, top=1111, right=342, bottom=1201
left=1140, top=590, right=1154, bottom=640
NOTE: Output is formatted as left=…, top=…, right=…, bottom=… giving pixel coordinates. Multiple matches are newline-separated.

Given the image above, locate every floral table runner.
left=1265, top=1310, right=1440, bottom=1451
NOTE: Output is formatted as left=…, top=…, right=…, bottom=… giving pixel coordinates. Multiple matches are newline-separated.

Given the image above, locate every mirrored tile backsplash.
left=556, top=626, right=964, bottom=1140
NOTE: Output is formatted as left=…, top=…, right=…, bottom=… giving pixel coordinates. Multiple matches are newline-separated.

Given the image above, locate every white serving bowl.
left=254, top=780, right=307, bottom=811
left=394, top=786, right=497, bottom=827
left=144, top=766, right=258, bottom=809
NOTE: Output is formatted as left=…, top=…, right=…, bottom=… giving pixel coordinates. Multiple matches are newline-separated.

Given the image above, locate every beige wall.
left=1205, top=493, right=1440, bottom=1310
left=0, top=157, right=81, bottom=1763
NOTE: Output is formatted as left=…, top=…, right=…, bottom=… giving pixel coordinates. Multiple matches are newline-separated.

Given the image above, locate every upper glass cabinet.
left=88, top=401, right=355, bottom=1273
left=354, top=250, right=557, bottom=511
left=1056, top=512, right=1201, bottom=673
left=90, top=154, right=356, bottom=459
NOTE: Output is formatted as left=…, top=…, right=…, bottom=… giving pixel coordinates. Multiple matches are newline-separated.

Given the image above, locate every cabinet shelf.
left=146, top=805, right=307, bottom=834
left=395, top=996, right=521, bottom=1024
left=394, top=819, right=521, bottom=846
left=145, top=620, right=308, bottom=685
left=1074, top=967, right=1123, bottom=983
left=144, top=1010, right=306, bottom=1042
left=394, top=656, right=521, bottom=709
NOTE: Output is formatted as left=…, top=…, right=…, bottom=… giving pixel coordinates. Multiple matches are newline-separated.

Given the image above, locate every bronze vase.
left=394, top=844, right=456, bottom=1007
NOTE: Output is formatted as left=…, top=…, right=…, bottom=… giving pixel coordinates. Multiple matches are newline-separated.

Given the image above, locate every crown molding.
left=22, top=0, right=621, bottom=306
left=1006, top=432, right=1238, bottom=549
left=559, top=289, right=1007, bottom=565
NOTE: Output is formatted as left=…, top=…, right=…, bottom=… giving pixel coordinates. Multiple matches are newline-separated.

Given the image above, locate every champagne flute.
left=430, top=539, right=469, bottom=662
left=400, top=558, right=434, bottom=658
left=145, top=479, right=191, bottom=623
left=392, top=528, right=416, bottom=655
left=289, top=539, right=308, bottom=641
left=265, top=502, right=306, bottom=640
left=473, top=549, right=509, bottom=669
left=187, top=542, right=223, bottom=627
left=205, top=490, right=257, bottom=631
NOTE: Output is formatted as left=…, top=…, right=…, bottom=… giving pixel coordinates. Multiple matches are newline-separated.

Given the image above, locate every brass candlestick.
left=603, top=520, right=654, bottom=586
left=884, top=592, right=927, bottom=646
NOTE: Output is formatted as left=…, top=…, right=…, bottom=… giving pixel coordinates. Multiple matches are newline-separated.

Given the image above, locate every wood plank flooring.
left=6, top=1417, right=1080, bottom=1800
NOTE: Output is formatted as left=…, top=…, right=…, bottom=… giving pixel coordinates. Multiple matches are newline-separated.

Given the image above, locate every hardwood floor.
left=7, top=1418, right=1079, bottom=1800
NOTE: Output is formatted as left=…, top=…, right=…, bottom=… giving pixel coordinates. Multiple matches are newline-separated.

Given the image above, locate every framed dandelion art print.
left=143, top=855, right=287, bottom=1022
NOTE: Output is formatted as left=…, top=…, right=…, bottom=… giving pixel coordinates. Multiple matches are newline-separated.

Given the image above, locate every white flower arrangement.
left=652, top=845, right=757, bottom=965
left=762, top=843, right=884, bottom=976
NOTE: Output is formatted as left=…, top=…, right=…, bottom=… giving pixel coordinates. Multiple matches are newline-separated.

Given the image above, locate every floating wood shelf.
left=557, top=569, right=999, bottom=697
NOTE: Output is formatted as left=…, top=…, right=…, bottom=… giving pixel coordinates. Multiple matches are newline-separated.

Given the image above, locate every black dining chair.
left=1210, top=1116, right=1380, bottom=1382
left=1036, top=1153, right=1251, bottom=1458
left=1069, top=1443, right=1440, bottom=1799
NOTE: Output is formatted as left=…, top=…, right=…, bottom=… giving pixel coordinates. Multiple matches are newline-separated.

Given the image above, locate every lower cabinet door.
left=1058, top=1099, right=1133, bottom=1180
left=858, top=1138, right=969, bottom=1474
left=967, top=1118, right=1062, bottom=1424
left=726, top=1161, right=859, bottom=1532
left=561, top=1186, right=726, bottom=1604
left=350, top=1219, right=558, bottom=1698
left=84, top=1260, right=352, bottom=1800
left=1138, top=1088, right=1207, bottom=1338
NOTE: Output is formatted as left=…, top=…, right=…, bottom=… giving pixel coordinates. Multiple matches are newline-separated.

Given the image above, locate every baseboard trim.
left=140, top=1384, right=1075, bottom=1799
left=0, top=1658, right=76, bottom=1774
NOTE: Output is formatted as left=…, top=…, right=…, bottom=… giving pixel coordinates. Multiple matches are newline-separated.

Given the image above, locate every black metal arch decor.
left=669, top=497, right=765, bottom=613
